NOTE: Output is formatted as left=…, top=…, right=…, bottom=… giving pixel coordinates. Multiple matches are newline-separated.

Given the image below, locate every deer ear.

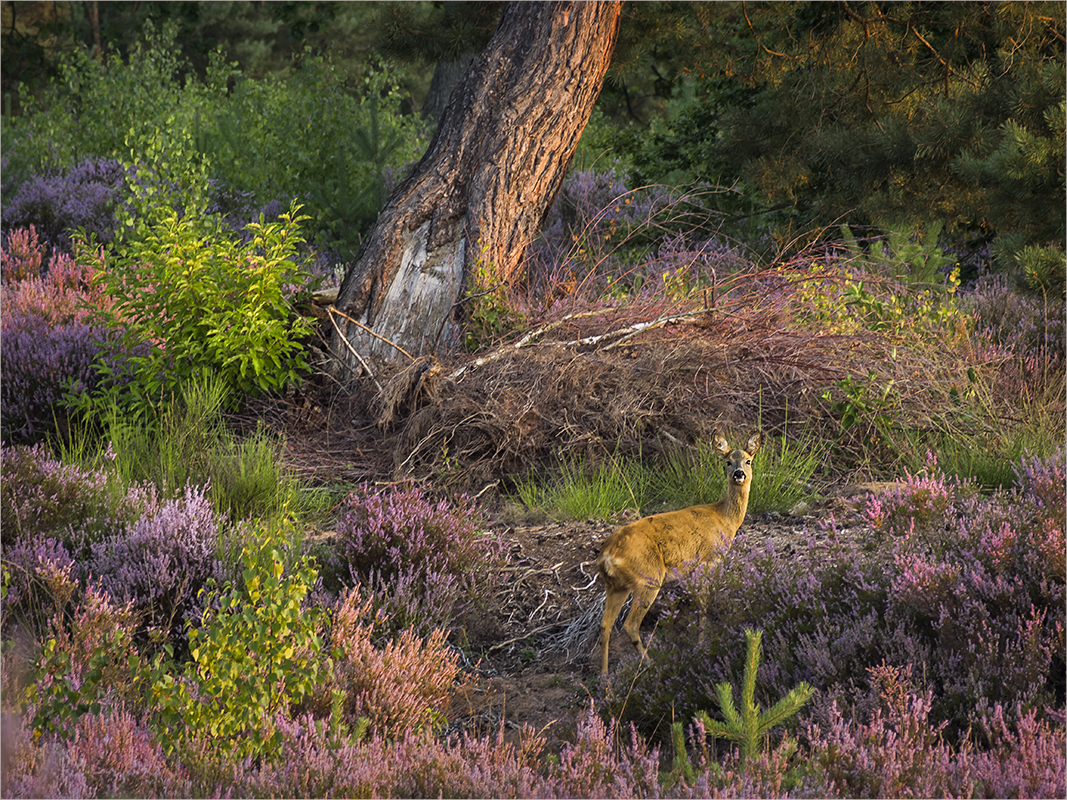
left=713, top=433, right=730, bottom=456
left=746, top=432, right=763, bottom=455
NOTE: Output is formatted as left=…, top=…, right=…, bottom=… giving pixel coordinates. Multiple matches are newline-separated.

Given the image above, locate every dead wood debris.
left=312, top=289, right=986, bottom=490
left=373, top=355, right=444, bottom=430
left=363, top=303, right=856, bottom=489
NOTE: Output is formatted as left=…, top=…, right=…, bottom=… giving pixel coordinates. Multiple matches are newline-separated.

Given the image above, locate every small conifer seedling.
left=695, top=628, right=814, bottom=761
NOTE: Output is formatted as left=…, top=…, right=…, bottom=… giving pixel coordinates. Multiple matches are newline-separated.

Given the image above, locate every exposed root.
left=373, top=355, right=444, bottom=430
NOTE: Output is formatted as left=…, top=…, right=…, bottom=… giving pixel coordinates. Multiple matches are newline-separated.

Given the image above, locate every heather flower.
left=0, top=320, right=115, bottom=444
left=0, top=226, right=45, bottom=282
left=1, top=231, right=110, bottom=328
left=334, top=482, right=505, bottom=637
left=860, top=451, right=972, bottom=546
left=543, top=704, right=664, bottom=798
left=0, top=726, right=93, bottom=799
left=0, top=444, right=150, bottom=547
left=326, top=586, right=467, bottom=741
left=90, top=483, right=223, bottom=635
left=27, top=582, right=142, bottom=738
left=228, top=703, right=671, bottom=799
left=964, top=702, right=1067, bottom=798
left=0, top=537, right=75, bottom=626
left=964, top=271, right=1066, bottom=363
left=0, top=227, right=124, bottom=442
left=1, top=158, right=125, bottom=253
left=806, top=685, right=1066, bottom=799
left=1, top=707, right=189, bottom=799
left=229, top=714, right=549, bottom=798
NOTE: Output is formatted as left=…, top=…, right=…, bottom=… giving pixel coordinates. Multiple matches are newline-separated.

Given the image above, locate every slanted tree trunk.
left=421, top=53, right=477, bottom=127
left=331, top=0, right=622, bottom=368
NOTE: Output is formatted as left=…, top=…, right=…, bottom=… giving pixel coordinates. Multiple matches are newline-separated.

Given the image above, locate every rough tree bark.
left=331, top=0, right=623, bottom=369
left=421, top=52, right=476, bottom=127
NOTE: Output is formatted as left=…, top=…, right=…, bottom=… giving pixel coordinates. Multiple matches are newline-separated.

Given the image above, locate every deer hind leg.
left=621, top=581, right=662, bottom=661
left=600, top=585, right=631, bottom=675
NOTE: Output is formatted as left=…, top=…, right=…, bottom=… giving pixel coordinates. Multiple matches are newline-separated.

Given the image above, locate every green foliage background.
left=4, top=3, right=1062, bottom=286
left=2, top=19, right=429, bottom=263
left=608, top=2, right=1065, bottom=282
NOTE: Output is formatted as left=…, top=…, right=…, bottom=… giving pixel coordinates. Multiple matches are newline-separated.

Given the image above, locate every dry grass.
left=257, top=260, right=1058, bottom=494
left=353, top=280, right=985, bottom=489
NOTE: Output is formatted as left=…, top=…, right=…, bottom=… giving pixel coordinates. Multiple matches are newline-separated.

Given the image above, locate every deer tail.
left=598, top=551, right=617, bottom=578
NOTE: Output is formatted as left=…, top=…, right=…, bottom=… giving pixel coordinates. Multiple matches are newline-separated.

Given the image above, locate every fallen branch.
left=328, top=306, right=415, bottom=362
left=326, top=308, right=383, bottom=394
left=449, top=309, right=612, bottom=381
left=448, top=308, right=708, bottom=381
left=601, top=309, right=709, bottom=351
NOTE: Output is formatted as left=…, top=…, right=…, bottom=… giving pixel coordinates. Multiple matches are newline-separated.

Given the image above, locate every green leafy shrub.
left=148, top=524, right=328, bottom=763
left=462, top=245, right=528, bottom=350
left=79, top=201, right=315, bottom=421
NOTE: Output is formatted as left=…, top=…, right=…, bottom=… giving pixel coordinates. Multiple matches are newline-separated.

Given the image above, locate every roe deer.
left=596, top=431, right=763, bottom=674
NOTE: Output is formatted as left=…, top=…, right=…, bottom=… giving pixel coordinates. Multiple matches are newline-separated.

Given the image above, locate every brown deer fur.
left=596, top=431, right=763, bottom=674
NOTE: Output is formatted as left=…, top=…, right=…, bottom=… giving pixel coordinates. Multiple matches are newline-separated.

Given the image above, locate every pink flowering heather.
left=0, top=444, right=153, bottom=548
left=1, top=537, right=75, bottom=628
left=1, top=228, right=121, bottom=443
left=89, top=483, right=224, bottom=637
left=861, top=451, right=974, bottom=544
left=218, top=703, right=672, bottom=798
left=807, top=673, right=1066, bottom=798
left=325, top=586, right=468, bottom=741
left=1, top=157, right=125, bottom=253
left=334, top=481, right=505, bottom=638
left=0, top=226, right=44, bottom=282
left=1, top=227, right=109, bottom=330
left=1, top=707, right=189, bottom=799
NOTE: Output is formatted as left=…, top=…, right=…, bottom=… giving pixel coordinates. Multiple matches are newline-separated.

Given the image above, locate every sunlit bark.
left=331, top=0, right=622, bottom=366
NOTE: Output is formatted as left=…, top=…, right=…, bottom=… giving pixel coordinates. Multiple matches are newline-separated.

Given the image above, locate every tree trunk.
left=331, top=0, right=622, bottom=368
left=421, top=53, right=477, bottom=127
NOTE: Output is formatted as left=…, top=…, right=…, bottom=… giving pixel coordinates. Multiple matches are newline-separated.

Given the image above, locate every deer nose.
left=732, top=469, right=746, bottom=482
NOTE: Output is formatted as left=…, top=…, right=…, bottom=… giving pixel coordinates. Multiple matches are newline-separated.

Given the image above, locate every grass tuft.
left=514, top=431, right=821, bottom=521
left=57, top=373, right=315, bottom=527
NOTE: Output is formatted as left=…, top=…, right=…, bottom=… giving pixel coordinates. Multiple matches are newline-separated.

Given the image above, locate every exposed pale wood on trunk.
left=332, top=0, right=623, bottom=368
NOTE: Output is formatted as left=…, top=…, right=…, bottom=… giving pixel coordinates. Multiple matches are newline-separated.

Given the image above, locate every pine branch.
left=695, top=628, right=813, bottom=761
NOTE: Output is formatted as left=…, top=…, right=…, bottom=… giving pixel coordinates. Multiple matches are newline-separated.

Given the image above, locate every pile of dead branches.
left=359, top=292, right=884, bottom=489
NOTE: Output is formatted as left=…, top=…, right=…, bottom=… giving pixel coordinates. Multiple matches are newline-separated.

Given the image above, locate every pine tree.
left=694, top=628, right=813, bottom=761
left=624, top=2, right=1065, bottom=280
